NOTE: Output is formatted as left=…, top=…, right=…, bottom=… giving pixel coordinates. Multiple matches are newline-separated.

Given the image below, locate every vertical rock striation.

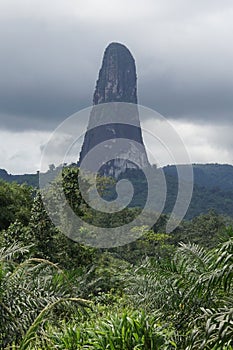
left=93, top=42, right=137, bottom=105
left=78, top=42, right=150, bottom=177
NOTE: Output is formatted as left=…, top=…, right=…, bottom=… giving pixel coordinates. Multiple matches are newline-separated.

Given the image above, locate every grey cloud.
left=138, top=77, right=233, bottom=124
left=0, top=0, right=232, bottom=132
left=0, top=18, right=97, bottom=130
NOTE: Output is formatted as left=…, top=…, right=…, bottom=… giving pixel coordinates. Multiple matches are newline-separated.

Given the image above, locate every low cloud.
left=0, top=130, right=50, bottom=173
left=142, top=119, right=233, bottom=166
left=1, top=119, right=232, bottom=174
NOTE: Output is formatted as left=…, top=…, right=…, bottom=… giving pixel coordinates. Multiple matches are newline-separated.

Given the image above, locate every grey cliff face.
left=93, top=42, right=137, bottom=105
left=78, top=42, right=150, bottom=177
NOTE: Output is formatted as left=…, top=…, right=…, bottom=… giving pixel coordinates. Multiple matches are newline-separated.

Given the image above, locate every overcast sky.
left=0, top=0, right=232, bottom=173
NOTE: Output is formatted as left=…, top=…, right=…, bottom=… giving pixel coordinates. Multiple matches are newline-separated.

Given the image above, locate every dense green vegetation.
left=164, top=164, right=233, bottom=219
left=0, top=180, right=33, bottom=231
left=1, top=163, right=233, bottom=219
left=0, top=168, right=232, bottom=349
left=164, top=164, right=233, bottom=192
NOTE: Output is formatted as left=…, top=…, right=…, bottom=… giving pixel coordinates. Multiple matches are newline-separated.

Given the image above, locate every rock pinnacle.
left=93, top=42, right=137, bottom=105
left=78, top=42, right=150, bottom=177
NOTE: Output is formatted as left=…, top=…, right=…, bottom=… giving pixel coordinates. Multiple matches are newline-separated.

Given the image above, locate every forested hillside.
left=0, top=168, right=39, bottom=187
left=0, top=167, right=232, bottom=349
left=164, top=164, right=233, bottom=191
left=1, top=163, right=233, bottom=220
left=163, top=164, right=233, bottom=219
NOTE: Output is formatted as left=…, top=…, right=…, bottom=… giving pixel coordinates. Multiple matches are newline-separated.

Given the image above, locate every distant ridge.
left=1, top=163, right=233, bottom=220
left=0, top=168, right=39, bottom=187
left=163, top=164, right=233, bottom=219
left=163, top=164, right=233, bottom=192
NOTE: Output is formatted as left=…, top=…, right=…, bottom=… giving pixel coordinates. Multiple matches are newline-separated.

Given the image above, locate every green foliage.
left=28, top=189, right=97, bottom=268
left=164, top=164, right=233, bottom=192
left=75, top=253, right=131, bottom=298
left=126, top=227, right=233, bottom=348
left=28, top=191, right=59, bottom=259
left=31, top=309, right=176, bottom=349
left=0, top=180, right=33, bottom=231
left=61, top=166, right=87, bottom=219
left=2, top=220, right=31, bottom=247
left=2, top=163, right=233, bottom=219
left=1, top=225, right=232, bottom=349
left=1, top=164, right=233, bottom=349
left=19, top=297, right=90, bottom=350
left=170, top=210, right=228, bottom=248
left=0, top=243, right=90, bottom=349
left=164, top=164, right=233, bottom=219
left=110, top=225, right=174, bottom=264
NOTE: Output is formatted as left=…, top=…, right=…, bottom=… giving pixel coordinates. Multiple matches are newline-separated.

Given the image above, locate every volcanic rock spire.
left=93, top=42, right=137, bottom=105
left=78, top=42, right=150, bottom=177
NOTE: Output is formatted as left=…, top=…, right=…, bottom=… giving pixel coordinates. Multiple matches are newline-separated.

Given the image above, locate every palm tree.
left=126, top=227, right=233, bottom=349
left=0, top=243, right=90, bottom=349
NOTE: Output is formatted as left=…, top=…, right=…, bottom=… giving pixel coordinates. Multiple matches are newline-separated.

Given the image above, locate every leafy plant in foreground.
left=32, top=309, right=177, bottom=349
left=126, top=227, right=233, bottom=349
left=0, top=243, right=90, bottom=349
